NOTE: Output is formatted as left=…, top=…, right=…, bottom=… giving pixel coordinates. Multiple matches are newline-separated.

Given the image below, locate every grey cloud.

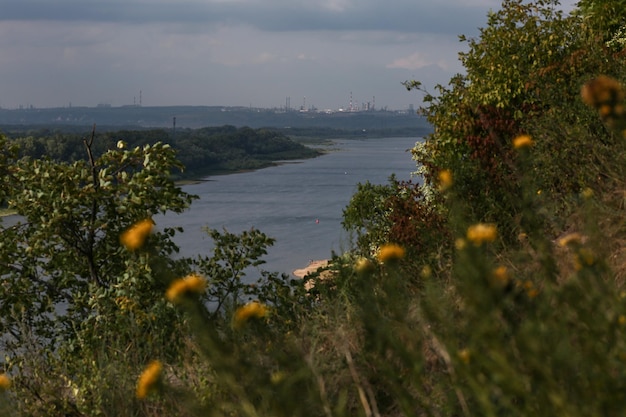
left=1, top=0, right=491, bottom=35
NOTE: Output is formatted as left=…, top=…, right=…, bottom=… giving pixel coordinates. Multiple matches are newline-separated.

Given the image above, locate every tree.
left=575, top=0, right=626, bottom=49
left=410, top=0, right=625, bottom=240
left=0, top=130, right=196, bottom=415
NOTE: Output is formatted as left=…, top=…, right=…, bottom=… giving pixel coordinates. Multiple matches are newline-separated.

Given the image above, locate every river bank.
left=293, top=260, right=329, bottom=279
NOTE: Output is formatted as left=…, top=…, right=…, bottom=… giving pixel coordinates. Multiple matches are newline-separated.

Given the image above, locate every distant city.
left=0, top=102, right=427, bottom=132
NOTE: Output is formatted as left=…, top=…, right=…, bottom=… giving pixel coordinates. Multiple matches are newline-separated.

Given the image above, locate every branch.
left=82, top=124, right=102, bottom=286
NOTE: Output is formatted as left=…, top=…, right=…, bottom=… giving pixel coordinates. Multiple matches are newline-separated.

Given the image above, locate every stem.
left=82, top=124, right=103, bottom=286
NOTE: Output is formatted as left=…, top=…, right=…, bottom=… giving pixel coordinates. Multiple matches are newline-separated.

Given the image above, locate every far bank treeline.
left=1, top=125, right=323, bottom=180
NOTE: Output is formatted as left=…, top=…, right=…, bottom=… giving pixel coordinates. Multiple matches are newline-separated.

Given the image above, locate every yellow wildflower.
left=522, top=280, right=539, bottom=298
left=457, top=349, right=471, bottom=364
left=557, top=233, right=583, bottom=247
left=0, top=374, right=11, bottom=390
left=233, top=301, right=269, bottom=329
left=492, top=266, right=509, bottom=286
left=466, top=223, right=497, bottom=246
left=512, top=134, right=534, bottom=149
left=165, top=273, right=207, bottom=303
left=377, top=244, right=405, bottom=263
left=619, top=315, right=626, bottom=326
left=581, top=188, right=594, bottom=199
left=438, top=169, right=453, bottom=190
left=581, top=75, right=624, bottom=109
left=120, top=219, right=154, bottom=250
left=270, top=371, right=287, bottom=385
left=455, top=238, right=467, bottom=251
left=355, top=257, right=376, bottom=276
left=136, top=360, right=162, bottom=399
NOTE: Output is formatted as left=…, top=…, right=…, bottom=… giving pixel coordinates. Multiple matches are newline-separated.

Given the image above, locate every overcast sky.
left=0, top=0, right=578, bottom=110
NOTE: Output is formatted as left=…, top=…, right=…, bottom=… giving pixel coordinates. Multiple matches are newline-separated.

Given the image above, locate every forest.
left=1, top=125, right=322, bottom=180
left=0, top=0, right=625, bottom=416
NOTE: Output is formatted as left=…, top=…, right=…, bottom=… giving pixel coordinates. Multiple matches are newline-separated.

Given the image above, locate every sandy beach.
left=293, top=259, right=329, bottom=278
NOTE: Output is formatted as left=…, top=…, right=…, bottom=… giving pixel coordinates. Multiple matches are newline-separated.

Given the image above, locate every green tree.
left=576, top=0, right=626, bottom=48
left=0, top=132, right=196, bottom=415
left=410, top=0, right=625, bottom=240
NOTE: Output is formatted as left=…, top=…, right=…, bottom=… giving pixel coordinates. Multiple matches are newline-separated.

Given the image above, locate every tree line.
left=1, top=124, right=322, bottom=180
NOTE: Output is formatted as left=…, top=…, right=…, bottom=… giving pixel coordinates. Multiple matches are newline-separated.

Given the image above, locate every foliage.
left=409, top=0, right=626, bottom=241
left=575, top=0, right=626, bottom=47
left=342, top=175, right=450, bottom=278
left=4, top=125, right=322, bottom=180
left=0, top=132, right=196, bottom=415
left=0, top=1, right=625, bottom=416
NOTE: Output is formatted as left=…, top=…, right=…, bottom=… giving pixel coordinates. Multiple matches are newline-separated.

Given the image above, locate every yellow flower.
left=466, top=223, right=497, bottom=246
left=438, top=169, right=453, bottom=190
left=581, top=75, right=624, bottom=108
left=120, top=219, right=154, bottom=250
left=457, top=349, right=471, bottom=364
left=492, top=266, right=509, bottom=286
left=117, top=140, right=126, bottom=149
left=270, top=371, right=287, bottom=385
left=581, top=188, right=594, bottom=199
left=455, top=238, right=467, bottom=251
left=165, top=273, right=207, bottom=303
left=557, top=233, right=583, bottom=247
left=522, top=280, right=539, bottom=298
left=0, top=374, right=11, bottom=390
left=512, top=134, right=534, bottom=149
left=377, top=244, right=405, bottom=263
left=355, top=257, right=376, bottom=276
left=136, top=360, right=162, bottom=399
left=233, top=301, right=269, bottom=329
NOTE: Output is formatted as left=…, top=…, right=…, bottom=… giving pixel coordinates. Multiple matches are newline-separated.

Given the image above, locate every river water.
left=158, top=137, right=421, bottom=276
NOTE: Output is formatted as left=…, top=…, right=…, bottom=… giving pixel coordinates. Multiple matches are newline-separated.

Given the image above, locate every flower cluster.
left=233, top=301, right=269, bottom=329
left=466, top=223, right=498, bottom=246
left=136, top=360, right=162, bottom=399
left=120, top=219, right=154, bottom=251
left=165, top=273, right=207, bottom=304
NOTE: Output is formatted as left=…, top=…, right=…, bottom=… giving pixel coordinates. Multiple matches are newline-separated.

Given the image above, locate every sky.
left=0, top=0, right=578, bottom=110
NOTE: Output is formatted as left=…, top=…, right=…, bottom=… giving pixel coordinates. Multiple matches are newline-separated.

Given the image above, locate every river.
left=158, top=136, right=421, bottom=277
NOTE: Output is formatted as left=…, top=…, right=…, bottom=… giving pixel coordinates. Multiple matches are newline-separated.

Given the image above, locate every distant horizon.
left=0, top=102, right=418, bottom=113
